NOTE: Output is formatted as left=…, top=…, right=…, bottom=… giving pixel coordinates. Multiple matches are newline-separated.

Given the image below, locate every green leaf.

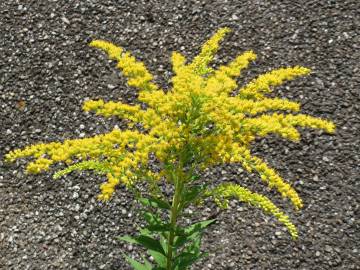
left=141, top=212, right=171, bottom=240
left=143, top=212, right=162, bottom=226
left=119, top=235, right=166, bottom=255
left=148, top=250, right=167, bottom=268
left=159, top=235, right=168, bottom=253
left=124, top=255, right=150, bottom=270
left=174, top=219, right=215, bottom=248
left=139, top=196, right=171, bottom=210
left=173, top=231, right=199, bottom=249
left=180, top=185, right=207, bottom=209
left=174, top=251, right=207, bottom=269
left=142, top=256, right=153, bottom=269
left=185, top=233, right=201, bottom=255
left=190, top=174, right=200, bottom=181
left=183, top=219, right=216, bottom=236
left=146, top=223, right=172, bottom=232
left=118, top=235, right=138, bottom=244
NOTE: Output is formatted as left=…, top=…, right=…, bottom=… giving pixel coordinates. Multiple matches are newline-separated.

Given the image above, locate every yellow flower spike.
left=116, top=52, right=159, bottom=93
left=209, top=183, right=298, bottom=239
left=239, top=66, right=311, bottom=99
left=225, top=143, right=303, bottom=209
left=90, top=40, right=123, bottom=61
left=218, top=50, right=257, bottom=77
left=171, top=51, right=187, bottom=74
left=26, top=158, right=54, bottom=174
left=83, top=99, right=143, bottom=121
left=190, top=27, right=231, bottom=75
left=91, top=40, right=161, bottom=94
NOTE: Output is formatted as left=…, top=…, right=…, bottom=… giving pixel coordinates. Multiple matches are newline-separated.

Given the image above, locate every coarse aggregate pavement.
left=0, top=0, right=359, bottom=269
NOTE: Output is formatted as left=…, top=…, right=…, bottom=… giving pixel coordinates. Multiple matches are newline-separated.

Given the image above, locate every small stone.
left=325, top=245, right=333, bottom=252
left=107, top=84, right=116, bottom=90
left=79, top=124, right=85, bottom=130
left=322, top=156, right=330, bottom=162
left=121, top=209, right=127, bottom=215
left=61, top=16, right=70, bottom=25
left=6, top=129, right=12, bottom=135
left=315, top=251, right=321, bottom=257
left=232, top=14, right=239, bottom=20
left=79, top=132, right=85, bottom=138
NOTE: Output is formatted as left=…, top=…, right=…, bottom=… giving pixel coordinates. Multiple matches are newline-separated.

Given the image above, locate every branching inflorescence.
left=6, top=28, right=335, bottom=269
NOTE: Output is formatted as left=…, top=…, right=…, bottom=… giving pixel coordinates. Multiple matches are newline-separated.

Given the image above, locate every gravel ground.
left=1, top=0, right=359, bottom=269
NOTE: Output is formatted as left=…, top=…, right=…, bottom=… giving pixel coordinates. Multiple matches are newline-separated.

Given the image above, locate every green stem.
left=166, top=170, right=183, bottom=270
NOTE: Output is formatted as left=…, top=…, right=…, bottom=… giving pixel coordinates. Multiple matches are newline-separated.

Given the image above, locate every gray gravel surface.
left=1, top=0, right=359, bottom=269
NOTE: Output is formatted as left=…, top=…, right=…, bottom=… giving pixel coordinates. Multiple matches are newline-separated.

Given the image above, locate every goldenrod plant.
left=5, top=28, right=335, bottom=270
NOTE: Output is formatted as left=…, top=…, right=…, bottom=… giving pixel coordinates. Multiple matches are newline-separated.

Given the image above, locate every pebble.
left=61, top=16, right=70, bottom=25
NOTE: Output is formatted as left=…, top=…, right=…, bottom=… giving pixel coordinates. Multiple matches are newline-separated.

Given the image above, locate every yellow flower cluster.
left=190, top=27, right=231, bottom=75
left=6, top=27, right=335, bottom=237
left=239, top=66, right=311, bottom=100
left=90, top=40, right=158, bottom=93
left=209, top=183, right=298, bottom=239
left=26, top=157, right=54, bottom=174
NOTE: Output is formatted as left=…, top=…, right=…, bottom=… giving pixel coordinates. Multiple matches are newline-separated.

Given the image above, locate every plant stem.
left=166, top=170, right=183, bottom=270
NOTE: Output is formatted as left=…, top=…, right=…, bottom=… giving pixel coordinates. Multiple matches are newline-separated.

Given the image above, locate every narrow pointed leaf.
left=142, top=256, right=153, bottom=269
left=148, top=250, right=167, bottom=268
left=139, top=197, right=171, bottom=210
left=183, top=219, right=216, bottom=235
left=143, top=212, right=162, bottom=226
left=119, top=235, right=166, bottom=255
left=146, top=223, right=172, bottom=232
left=174, top=251, right=207, bottom=269
left=124, top=255, right=150, bottom=270
left=118, top=235, right=138, bottom=244
left=180, top=185, right=207, bottom=209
